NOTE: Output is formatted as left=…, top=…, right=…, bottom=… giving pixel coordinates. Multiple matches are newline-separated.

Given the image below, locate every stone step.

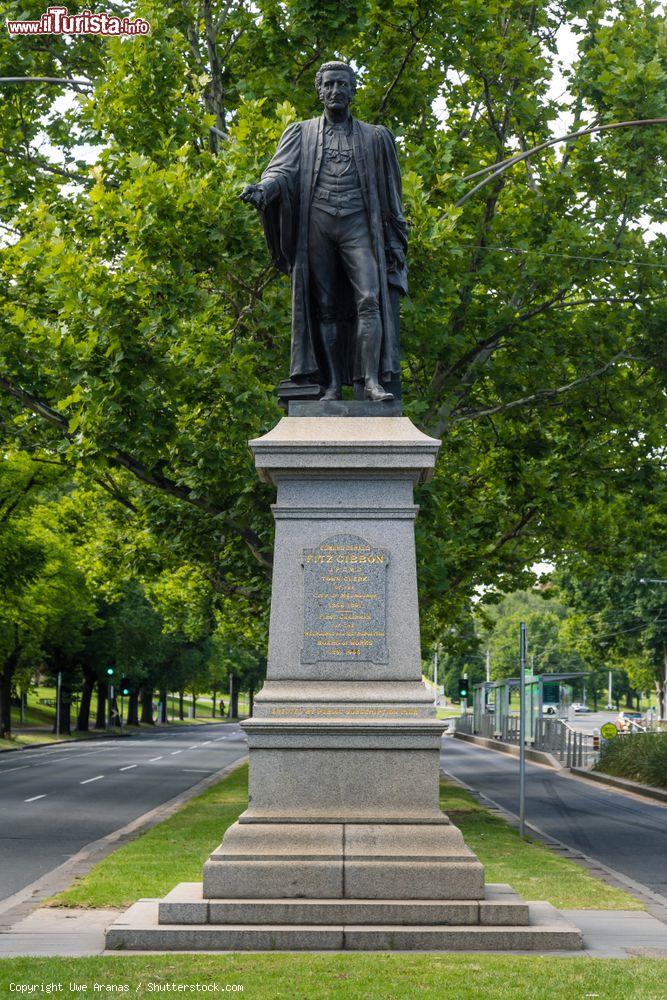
left=105, top=899, right=583, bottom=952
left=158, top=882, right=529, bottom=927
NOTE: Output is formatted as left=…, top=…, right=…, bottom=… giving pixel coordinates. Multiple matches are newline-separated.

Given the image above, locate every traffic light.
left=106, top=667, right=114, bottom=676
left=120, top=678, right=131, bottom=696
left=458, top=677, right=469, bottom=699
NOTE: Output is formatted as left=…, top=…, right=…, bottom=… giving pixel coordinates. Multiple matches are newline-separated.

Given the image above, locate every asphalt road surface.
left=441, top=737, right=667, bottom=898
left=0, top=722, right=247, bottom=902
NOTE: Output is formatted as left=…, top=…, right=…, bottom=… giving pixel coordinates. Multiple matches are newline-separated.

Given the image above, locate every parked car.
left=542, top=703, right=559, bottom=716
left=616, top=711, right=645, bottom=732
left=572, top=703, right=592, bottom=714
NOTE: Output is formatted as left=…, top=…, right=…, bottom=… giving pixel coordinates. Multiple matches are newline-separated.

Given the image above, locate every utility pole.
left=433, top=647, right=439, bottom=707
left=106, top=667, right=115, bottom=732
left=55, top=672, right=62, bottom=737
left=519, top=622, right=527, bottom=839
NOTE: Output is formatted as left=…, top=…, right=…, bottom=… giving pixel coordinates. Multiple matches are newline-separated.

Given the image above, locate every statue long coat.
left=258, top=115, right=408, bottom=384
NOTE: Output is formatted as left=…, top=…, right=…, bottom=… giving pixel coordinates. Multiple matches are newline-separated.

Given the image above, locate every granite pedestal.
left=105, top=416, right=582, bottom=951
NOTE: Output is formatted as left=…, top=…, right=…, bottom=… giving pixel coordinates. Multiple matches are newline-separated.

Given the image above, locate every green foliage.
left=0, top=1, right=665, bottom=642
left=556, top=555, right=667, bottom=708
left=595, top=732, right=667, bottom=789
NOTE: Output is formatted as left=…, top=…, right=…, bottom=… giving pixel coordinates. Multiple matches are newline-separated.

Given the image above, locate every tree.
left=0, top=1, right=664, bottom=640
left=0, top=455, right=97, bottom=735
left=556, top=557, right=667, bottom=716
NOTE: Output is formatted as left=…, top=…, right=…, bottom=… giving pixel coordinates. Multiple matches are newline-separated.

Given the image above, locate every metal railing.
left=456, top=711, right=600, bottom=768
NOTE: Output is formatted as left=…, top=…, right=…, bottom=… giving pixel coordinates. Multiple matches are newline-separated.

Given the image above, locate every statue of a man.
left=241, top=61, right=407, bottom=402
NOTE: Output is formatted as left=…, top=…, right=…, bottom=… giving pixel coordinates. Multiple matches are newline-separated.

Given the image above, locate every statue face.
left=318, top=69, right=353, bottom=112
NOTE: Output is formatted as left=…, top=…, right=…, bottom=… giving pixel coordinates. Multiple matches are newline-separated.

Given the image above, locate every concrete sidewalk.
left=1, top=905, right=666, bottom=957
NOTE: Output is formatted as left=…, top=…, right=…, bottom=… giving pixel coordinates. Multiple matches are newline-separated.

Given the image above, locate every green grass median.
left=51, top=762, right=640, bottom=911
left=1, top=954, right=666, bottom=1000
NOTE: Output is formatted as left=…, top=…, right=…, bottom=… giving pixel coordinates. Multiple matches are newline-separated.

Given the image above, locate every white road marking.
left=80, top=775, right=104, bottom=784
left=149, top=756, right=163, bottom=762
left=0, top=765, right=31, bottom=773
left=120, top=764, right=138, bottom=771
left=24, top=794, right=46, bottom=802
left=181, top=769, right=211, bottom=773
left=170, top=751, right=182, bottom=755
left=201, top=741, right=212, bottom=745
left=188, top=745, right=199, bottom=749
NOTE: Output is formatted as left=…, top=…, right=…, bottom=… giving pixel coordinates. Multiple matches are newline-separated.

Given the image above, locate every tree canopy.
left=1, top=1, right=665, bottom=651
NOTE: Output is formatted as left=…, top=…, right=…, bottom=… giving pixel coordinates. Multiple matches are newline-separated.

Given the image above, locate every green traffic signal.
left=106, top=667, right=114, bottom=676
left=458, top=677, right=469, bottom=699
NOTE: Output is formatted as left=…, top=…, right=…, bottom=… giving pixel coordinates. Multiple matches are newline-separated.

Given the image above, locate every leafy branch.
left=0, top=374, right=273, bottom=572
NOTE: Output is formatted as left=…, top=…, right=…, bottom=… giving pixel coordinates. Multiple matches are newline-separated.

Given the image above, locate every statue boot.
left=319, top=322, right=343, bottom=401
left=357, top=312, right=393, bottom=402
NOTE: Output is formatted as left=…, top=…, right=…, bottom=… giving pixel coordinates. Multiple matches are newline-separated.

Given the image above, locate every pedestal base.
left=105, top=884, right=583, bottom=952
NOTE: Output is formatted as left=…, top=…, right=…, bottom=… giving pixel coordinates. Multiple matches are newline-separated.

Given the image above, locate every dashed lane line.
left=170, top=751, right=182, bottom=755
left=24, top=794, right=46, bottom=803
left=80, top=775, right=104, bottom=785
left=149, top=757, right=163, bottom=762
left=119, top=765, right=138, bottom=771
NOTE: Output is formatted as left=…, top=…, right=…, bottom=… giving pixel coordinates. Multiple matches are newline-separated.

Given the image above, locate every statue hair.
left=315, top=61, right=357, bottom=96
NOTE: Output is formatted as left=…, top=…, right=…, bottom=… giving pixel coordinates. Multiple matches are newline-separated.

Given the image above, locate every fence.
left=456, top=711, right=600, bottom=768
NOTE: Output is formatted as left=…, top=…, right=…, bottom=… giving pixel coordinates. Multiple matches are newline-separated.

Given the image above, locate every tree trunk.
left=178, top=690, right=185, bottom=720
left=127, top=689, right=140, bottom=726
left=0, top=656, right=16, bottom=738
left=95, top=681, right=108, bottom=728
left=77, top=669, right=95, bottom=732
left=228, top=675, right=239, bottom=720
left=140, top=687, right=155, bottom=724
left=248, top=687, right=254, bottom=717
left=159, top=688, right=168, bottom=723
left=211, top=687, right=216, bottom=718
left=191, top=690, right=196, bottom=719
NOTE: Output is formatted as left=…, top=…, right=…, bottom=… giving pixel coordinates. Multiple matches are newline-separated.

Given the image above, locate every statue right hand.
left=240, top=184, right=266, bottom=210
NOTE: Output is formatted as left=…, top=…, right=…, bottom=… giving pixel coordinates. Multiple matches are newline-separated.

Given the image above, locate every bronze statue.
left=241, top=61, right=407, bottom=403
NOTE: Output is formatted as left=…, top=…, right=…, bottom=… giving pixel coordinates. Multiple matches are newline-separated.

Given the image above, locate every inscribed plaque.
left=301, top=533, right=389, bottom=664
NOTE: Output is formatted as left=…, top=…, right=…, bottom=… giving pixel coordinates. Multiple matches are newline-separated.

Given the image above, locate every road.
left=441, top=736, right=667, bottom=898
left=0, top=722, right=247, bottom=902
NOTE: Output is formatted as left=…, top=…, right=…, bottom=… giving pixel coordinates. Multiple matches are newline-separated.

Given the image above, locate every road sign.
left=600, top=722, right=618, bottom=740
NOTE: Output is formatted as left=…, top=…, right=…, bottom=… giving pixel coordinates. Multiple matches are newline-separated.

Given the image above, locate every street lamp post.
left=519, top=622, right=527, bottom=839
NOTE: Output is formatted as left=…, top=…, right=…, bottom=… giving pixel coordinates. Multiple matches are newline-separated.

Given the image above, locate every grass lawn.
left=1, top=954, right=666, bottom=1000
left=14, top=765, right=661, bottom=998
left=51, top=764, right=640, bottom=912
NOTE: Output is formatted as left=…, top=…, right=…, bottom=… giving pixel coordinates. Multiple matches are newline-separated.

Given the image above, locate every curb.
left=440, top=767, right=667, bottom=921
left=0, top=719, right=246, bottom=754
left=0, top=755, right=249, bottom=929
left=570, top=766, right=667, bottom=803
left=0, top=733, right=127, bottom=754
left=454, top=730, right=562, bottom=769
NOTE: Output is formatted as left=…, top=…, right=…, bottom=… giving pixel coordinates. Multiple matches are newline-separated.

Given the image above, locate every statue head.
left=315, top=61, right=356, bottom=113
